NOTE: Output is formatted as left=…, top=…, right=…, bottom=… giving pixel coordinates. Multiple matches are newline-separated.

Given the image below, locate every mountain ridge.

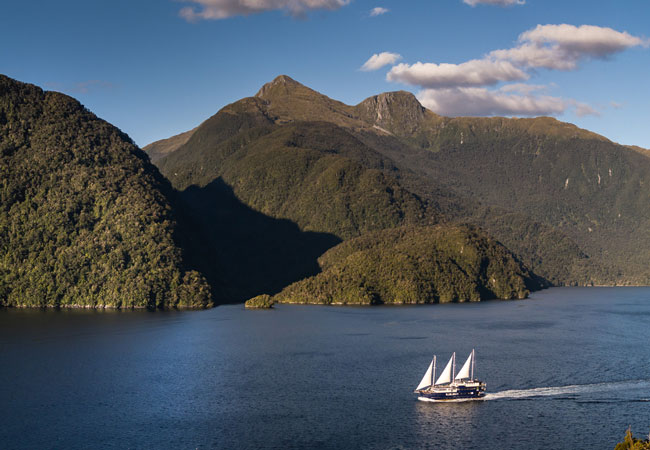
left=148, top=74, right=612, bottom=158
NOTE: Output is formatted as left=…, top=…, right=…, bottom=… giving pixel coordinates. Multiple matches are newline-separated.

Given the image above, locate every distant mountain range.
left=2, top=73, right=649, bottom=308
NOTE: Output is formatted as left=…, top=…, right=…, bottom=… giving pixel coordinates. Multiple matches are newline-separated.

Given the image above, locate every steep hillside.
left=150, top=75, right=650, bottom=285
left=0, top=75, right=210, bottom=308
left=350, top=91, right=650, bottom=283
left=149, top=76, right=581, bottom=286
left=273, top=225, right=544, bottom=305
left=158, top=114, right=434, bottom=240
left=172, top=178, right=341, bottom=303
left=157, top=119, right=436, bottom=302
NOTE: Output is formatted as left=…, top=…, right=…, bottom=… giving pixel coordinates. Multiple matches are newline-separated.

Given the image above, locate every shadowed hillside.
left=159, top=118, right=435, bottom=240
left=173, top=178, right=341, bottom=303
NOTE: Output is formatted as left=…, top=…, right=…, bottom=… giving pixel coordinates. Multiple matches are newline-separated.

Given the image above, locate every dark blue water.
left=1, top=287, right=649, bottom=449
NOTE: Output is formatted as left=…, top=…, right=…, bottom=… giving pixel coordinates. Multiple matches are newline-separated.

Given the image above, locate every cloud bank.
left=418, top=87, right=564, bottom=116
left=373, top=24, right=647, bottom=117
left=180, top=0, right=350, bottom=21
left=490, top=24, right=649, bottom=70
left=417, top=86, right=597, bottom=117
left=361, top=52, right=402, bottom=71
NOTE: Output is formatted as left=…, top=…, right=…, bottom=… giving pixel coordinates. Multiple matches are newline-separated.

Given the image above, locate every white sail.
left=416, top=359, right=434, bottom=390
left=455, top=352, right=472, bottom=380
left=435, top=355, right=454, bottom=385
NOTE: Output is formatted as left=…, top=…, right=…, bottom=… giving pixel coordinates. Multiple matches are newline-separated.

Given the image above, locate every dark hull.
left=416, top=382, right=486, bottom=402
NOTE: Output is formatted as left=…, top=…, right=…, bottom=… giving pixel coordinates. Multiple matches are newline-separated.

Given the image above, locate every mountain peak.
left=356, top=90, right=428, bottom=134
left=255, top=74, right=305, bottom=99
left=272, top=74, right=299, bottom=85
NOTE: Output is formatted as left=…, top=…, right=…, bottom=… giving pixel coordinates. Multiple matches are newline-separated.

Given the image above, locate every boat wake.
left=485, top=379, right=650, bottom=401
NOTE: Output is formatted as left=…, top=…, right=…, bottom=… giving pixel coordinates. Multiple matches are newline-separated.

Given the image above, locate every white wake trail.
left=485, top=379, right=650, bottom=401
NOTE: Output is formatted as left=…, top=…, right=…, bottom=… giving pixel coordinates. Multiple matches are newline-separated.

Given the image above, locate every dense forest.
left=272, top=225, right=544, bottom=305
left=3, top=73, right=650, bottom=309
left=0, top=75, right=210, bottom=308
left=151, top=75, right=650, bottom=295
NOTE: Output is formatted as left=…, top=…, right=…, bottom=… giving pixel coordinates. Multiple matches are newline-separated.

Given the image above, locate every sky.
left=1, top=0, right=648, bottom=148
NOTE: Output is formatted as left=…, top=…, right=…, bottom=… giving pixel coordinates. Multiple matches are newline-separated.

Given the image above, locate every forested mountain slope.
left=152, top=75, right=645, bottom=287
left=273, top=225, right=544, bottom=305
left=151, top=76, right=650, bottom=285
left=0, top=75, right=210, bottom=308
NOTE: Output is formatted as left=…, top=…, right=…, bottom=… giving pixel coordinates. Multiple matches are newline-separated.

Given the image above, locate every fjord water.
left=1, top=288, right=649, bottom=449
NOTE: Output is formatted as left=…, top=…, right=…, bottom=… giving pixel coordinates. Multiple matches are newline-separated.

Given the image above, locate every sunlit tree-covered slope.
left=272, top=225, right=544, bottom=305
left=0, top=75, right=210, bottom=308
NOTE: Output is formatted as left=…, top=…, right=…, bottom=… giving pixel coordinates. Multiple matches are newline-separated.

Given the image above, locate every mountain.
left=143, top=127, right=197, bottom=162
left=149, top=75, right=650, bottom=286
left=0, top=75, right=210, bottom=308
left=273, top=225, right=543, bottom=305
left=155, top=112, right=435, bottom=302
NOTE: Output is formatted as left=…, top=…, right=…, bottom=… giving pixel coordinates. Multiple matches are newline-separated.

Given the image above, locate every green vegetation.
left=408, top=119, right=650, bottom=284
left=0, top=75, right=210, bottom=308
left=171, top=178, right=340, bottom=304
left=273, top=225, right=543, bottom=305
left=159, top=118, right=433, bottom=303
left=7, top=71, right=646, bottom=310
left=244, top=294, right=274, bottom=309
left=15, top=70, right=648, bottom=311
left=615, top=428, right=650, bottom=450
left=151, top=75, right=650, bottom=287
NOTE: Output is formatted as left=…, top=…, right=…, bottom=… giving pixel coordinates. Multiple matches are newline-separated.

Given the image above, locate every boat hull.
left=416, top=381, right=486, bottom=402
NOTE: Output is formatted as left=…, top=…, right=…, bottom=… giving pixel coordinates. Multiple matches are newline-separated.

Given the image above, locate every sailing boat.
left=414, top=349, right=486, bottom=401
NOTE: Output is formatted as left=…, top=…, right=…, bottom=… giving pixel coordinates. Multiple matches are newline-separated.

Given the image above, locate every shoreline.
left=3, top=285, right=650, bottom=312
left=0, top=304, right=209, bottom=311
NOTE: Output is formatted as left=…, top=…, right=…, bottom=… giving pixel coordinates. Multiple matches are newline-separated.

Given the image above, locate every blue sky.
left=1, top=0, right=648, bottom=148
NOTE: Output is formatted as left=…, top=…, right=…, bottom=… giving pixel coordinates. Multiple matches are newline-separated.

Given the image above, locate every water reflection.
left=414, top=400, right=483, bottom=448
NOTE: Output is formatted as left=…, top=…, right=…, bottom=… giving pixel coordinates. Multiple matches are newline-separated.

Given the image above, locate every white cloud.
left=361, top=52, right=402, bottom=71
left=490, top=44, right=576, bottom=70
left=416, top=86, right=596, bottom=118
left=490, top=24, right=649, bottom=70
left=498, top=83, right=548, bottom=94
left=370, top=7, right=389, bottom=16
left=367, top=23, right=647, bottom=118
left=373, top=24, right=647, bottom=117
left=180, top=0, right=350, bottom=21
left=523, top=24, right=648, bottom=56
left=386, top=59, right=528, bottom=88
left=463, top=0, right=524, bottom=6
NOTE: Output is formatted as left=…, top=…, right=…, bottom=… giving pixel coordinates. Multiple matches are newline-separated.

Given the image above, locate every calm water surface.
left=1, top=287, right=649, bottom=449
